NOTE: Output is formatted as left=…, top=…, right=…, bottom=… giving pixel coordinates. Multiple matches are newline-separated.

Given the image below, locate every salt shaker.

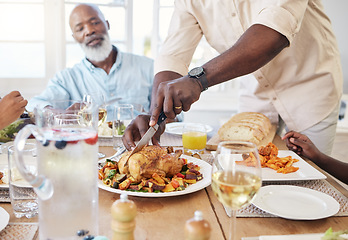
left=111, top=193, right=137, bottom=240
left=185, top=211, right=211, bottom=240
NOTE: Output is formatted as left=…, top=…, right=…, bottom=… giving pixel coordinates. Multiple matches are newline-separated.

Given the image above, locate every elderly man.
left=27, top=3, right=154, bottom=115
left=123, top=0, right=342, bottom=155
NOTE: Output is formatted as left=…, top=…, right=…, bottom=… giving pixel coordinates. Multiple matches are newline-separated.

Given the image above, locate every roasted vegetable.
left=0, top=118, right=33, bottom=142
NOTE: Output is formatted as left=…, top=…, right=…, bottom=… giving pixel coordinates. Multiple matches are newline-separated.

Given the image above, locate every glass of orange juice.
left=182, top=123, right=207, bottom=155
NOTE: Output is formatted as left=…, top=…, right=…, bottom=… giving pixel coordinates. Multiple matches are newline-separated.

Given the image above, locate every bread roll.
left=218, top=112, right=271, bottom=144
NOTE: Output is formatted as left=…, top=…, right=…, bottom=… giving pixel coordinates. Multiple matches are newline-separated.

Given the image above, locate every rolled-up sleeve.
left=154, top=0, right=203, bottom=75
left=254, top=0, right=309, bottom=43
left=27, top=74, right=70, bottom=111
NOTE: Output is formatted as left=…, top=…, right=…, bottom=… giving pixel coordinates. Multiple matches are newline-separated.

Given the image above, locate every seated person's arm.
left=283, top=131, right=348, bottom=184
left=27, top=73, right=72, bottom=112
left=0, top=91, right=28, bottom=130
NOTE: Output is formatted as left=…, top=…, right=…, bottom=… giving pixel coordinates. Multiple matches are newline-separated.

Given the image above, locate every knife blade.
left=123, top=111, right=167, bottom=167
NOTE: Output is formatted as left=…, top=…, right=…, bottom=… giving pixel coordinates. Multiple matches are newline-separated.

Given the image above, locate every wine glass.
left=211, top=141, right=262, bottom=240
left=113, top=104, right=134, bottom=151
left=83, top=92, right=107, bottom=158
left=83, top=92, right=107, bottom=127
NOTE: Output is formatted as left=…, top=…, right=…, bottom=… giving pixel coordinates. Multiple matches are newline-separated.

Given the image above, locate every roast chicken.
left=118, top=145, right=184, bottom=182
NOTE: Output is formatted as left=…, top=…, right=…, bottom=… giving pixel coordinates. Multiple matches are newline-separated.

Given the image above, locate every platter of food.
left=98, top=122, right=113, bottom=138
left=0, top=117, right=34, bottom=142
left=260, top=150, right=326, bottom=181
left=165, top=122, right=213, bottom=136
left=252, top=185, right=340, bottom=220
left=0, top=163, right=33, bottom=188
left=213, top=142, right=326, bottom=181
left=98, top=121, right=128, bottom=138
left=98, top=150, right=212, bottom=197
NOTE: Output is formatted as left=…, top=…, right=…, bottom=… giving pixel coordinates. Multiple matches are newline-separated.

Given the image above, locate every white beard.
left=80, top=34, right=112, bottom=62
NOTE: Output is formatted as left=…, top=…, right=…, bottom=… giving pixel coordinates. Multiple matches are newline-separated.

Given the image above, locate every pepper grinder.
left=111, top=193, right=137, bottom=240
left=185, top=210, right=211, bottom=240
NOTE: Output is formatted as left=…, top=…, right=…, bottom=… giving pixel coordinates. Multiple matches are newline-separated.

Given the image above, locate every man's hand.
left=150, top=76, right=202, bottom=127
left=0, top=91, right=28, bottom=130
left=122, top=114, right=165, bottom=151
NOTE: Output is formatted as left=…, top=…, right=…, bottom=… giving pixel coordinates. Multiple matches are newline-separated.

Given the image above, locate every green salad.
left=0, top=119, right=31, bottom=142
left=322, top=228, right=348, bottom=240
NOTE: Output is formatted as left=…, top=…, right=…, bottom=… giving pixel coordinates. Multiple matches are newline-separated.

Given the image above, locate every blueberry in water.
left=41, top=140, right=50, bottom=147
left=77, top=229, right=89, bottom=236
left=55, top=140, right=67, bottom=149
left=20, top=113, right=29, bottom=118
left=83, top=235, right=95, bottom=240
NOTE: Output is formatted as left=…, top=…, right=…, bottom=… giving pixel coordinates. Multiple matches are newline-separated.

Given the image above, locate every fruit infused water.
left=37, top=127, right=98, bottom=240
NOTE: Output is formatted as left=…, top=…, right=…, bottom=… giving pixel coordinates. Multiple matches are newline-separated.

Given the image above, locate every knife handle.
left=157, top=111, right=167, bottom=125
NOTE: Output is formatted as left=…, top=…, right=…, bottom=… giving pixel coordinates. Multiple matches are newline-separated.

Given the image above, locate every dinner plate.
left=258, top=233, right=324, bottom=240
left=0, top=207, right=9, bottom=232
left=252, top=185, right=340, bottom=220
left=98, top=155, right=212, bottom=197
left=165, top=122, right=213, bottom=136
left=0, top=156, right=33, bottom=189
left=261, top=151, right=326, bottom=181
left=98, top=134, right=113, bottom=138
left=0, top=165, right=32, bottom=189
left=211, top=150, right=326, bottom=181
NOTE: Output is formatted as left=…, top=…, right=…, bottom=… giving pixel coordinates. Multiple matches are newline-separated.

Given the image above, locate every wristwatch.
left=188, top=67, right=209, bottom=92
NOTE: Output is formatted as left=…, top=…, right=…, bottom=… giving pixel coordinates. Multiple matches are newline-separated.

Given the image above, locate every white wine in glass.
left=83, top=93, right=107, bottom=127
left=98, top=107, right=107, bottom=127
left=211, top=141, right=262, bottom=240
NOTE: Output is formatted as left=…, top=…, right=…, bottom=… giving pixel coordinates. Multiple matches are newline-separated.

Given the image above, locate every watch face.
left=189, top=67, right=203, bottom=77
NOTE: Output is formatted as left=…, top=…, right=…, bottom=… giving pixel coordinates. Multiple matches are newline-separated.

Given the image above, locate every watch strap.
left=188, top=67, right=209, bottom=92
left=197, top=73, right=209, bottom=92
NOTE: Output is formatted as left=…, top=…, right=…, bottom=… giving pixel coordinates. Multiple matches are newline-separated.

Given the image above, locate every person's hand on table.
left=282, top=130, right=322, bottom=160
left=122, top=114, right=165, bottom=151
left=149, top=76, right=202, bottom=127
left=0, top=91, right=28, bottom=130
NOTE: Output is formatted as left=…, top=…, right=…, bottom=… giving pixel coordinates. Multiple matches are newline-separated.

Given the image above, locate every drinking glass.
left=8, top=143, right=38, bottom=218
left=54, top=113, right=83, bottom=125
left=113, top=104, right=134, bottom=151
left=182, top=123, right=207, bottom=155
left=211, top=141, right=262, bottom=240
left=83, top=92, right=107, bottom=127
left=83, top=92, right=107, bottom=158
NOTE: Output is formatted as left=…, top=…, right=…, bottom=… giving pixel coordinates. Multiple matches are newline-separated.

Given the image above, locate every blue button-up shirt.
left=27, top=49, right=154, bottom=117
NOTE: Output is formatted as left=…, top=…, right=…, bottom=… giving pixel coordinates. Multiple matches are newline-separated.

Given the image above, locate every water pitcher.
left=14, top=100, right=99, bottom=240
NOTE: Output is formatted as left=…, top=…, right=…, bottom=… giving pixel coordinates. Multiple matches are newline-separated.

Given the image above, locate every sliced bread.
left=218, top=112, right=271, bottom=144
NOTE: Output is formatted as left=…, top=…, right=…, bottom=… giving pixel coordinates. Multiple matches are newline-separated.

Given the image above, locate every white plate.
left=98, top=132, right=123, bottom=138
left=0, top=163, right=8, bottom=188
left=261, top=151, right=326, bottom=181
left=165, top=122, right=213, bottom=136
left=252, top=185, right=340, bottom=220
left=211, top=150, right=326, bottom=181
left=98, top=135, right=113, bottom=138
left=0, top=163, right=32, bottom=189
left=98, top=155, right=212, bottom=197
left=258, top=233, right=324, bottom=240
left=0, top=207, right=9, bottom=232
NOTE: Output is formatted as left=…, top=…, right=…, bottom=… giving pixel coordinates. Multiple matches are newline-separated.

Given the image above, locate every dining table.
left=0, top=132, right=347, bottom=240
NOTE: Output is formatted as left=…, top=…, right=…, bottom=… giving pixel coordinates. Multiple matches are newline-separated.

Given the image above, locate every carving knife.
left=123, top=111, right=167, bottom=166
